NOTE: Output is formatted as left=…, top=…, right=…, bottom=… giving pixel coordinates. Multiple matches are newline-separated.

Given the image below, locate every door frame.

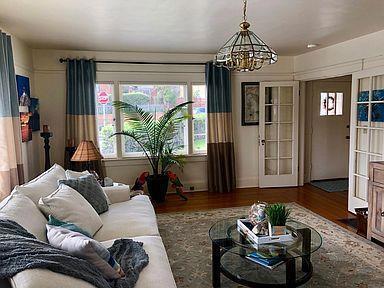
left=259, top=81, right=299, bottom=187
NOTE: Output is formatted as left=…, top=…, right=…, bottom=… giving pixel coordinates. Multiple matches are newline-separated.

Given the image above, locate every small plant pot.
left=268, top=222, right=287, bottom=236
left=147, top=174, right=169, bottom=203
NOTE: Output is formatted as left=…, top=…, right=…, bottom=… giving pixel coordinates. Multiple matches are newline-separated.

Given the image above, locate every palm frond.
left=112, top=100, right=192, bottom=175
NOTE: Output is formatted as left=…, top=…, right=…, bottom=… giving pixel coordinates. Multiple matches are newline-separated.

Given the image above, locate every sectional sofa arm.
left=102, top=184, right=131, bottom=204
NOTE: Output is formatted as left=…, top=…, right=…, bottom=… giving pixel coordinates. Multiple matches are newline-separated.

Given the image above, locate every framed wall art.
left=241, top=82, right=260, bottom=126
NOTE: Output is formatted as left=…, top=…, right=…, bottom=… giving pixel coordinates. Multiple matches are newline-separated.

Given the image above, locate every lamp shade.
left=71, top=140, right=103, bottom=162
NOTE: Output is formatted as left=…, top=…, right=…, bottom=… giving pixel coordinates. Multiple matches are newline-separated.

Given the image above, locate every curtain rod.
left=59, top=58, right=207, bottom=66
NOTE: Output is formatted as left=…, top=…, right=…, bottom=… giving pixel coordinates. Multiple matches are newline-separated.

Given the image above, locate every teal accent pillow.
left=48, top=215, right=92, bottom=238
left=59, top=175, right=109, bottom=214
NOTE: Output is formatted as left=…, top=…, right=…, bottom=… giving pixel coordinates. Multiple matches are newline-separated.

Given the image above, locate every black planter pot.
left=147, top=174, right=169, bottom=202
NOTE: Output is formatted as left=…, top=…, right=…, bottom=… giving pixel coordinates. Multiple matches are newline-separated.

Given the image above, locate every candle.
left=43, top=125, right=50, bottom=133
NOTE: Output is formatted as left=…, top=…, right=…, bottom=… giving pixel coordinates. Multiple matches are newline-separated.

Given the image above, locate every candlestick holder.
left=40, top=132, right=53, bottom=171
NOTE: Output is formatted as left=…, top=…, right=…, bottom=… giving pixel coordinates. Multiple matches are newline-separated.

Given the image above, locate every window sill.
left=102, top=154, right=207, bottom=167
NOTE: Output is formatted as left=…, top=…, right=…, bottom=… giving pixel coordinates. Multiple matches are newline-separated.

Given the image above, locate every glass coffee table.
left=209, top=218, right=322, bottom=287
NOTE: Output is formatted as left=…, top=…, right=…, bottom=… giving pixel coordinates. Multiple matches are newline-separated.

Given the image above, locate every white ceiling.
left=1, top=0, right=384, bottom=55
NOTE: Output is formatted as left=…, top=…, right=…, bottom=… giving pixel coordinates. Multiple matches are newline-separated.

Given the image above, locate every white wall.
left=232, top=58, right=294, bottom=187
left=294, top=29, right=384, bottom=81
left=1, top=29, right=42, bottom=181
left=31, top=28, right=384, bottom=190
left=32, top=48, right=294, bottom=189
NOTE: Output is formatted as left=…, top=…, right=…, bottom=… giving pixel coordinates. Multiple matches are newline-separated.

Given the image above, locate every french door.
left=349, top=67, right=384, bottom=212
left=259, top=81, right=299, bottom=187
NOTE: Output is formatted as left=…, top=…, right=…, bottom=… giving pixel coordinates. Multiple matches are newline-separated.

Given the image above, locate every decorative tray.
left=237, top=218, right=297, bottom=245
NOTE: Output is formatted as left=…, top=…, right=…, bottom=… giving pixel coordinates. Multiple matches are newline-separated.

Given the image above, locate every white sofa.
left=0, top=164, right=176, bottom=288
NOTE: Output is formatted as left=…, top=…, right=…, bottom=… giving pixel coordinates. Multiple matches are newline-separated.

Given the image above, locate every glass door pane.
left=264, top=86, right=294, bottom=176
left=260, top=81, right=298, bottom=187
left=352, top=74, right=384, bottom=202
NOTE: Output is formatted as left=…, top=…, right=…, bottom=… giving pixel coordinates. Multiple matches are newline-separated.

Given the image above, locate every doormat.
left=311, top=178, right=348, bottom=192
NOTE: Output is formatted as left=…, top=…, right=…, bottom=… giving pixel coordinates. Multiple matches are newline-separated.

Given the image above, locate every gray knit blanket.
left=0, top=219, right=149, bottom=288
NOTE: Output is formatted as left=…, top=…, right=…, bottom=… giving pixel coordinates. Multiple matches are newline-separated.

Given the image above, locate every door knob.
left=381, top=211, right=384, bottom=217
left=260, top=139, right=265, bottom=146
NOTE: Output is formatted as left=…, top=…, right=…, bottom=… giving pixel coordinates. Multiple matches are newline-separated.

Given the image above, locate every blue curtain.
left=65, top=59, right=97, bottom=145
left=65, top=59, right=103, bottom=175
left=205, top=62, right=236, bottom=192
left=0, top=31, right=24, bottom=199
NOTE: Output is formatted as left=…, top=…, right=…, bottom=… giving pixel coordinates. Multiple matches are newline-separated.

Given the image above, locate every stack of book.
left=245, top=252, right=284, bottom=270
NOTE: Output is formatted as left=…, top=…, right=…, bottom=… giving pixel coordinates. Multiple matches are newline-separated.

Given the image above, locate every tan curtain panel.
left=0, top=31, right=24, bottom=199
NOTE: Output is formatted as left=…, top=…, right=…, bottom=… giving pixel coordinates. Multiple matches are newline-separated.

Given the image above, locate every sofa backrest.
left=0, top=193, right=48, bottom=242
left=13, top=164, right=66, bottom=204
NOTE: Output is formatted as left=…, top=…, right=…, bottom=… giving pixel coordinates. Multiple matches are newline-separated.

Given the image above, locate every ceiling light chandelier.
left=215, top=0, right=278, bottom=72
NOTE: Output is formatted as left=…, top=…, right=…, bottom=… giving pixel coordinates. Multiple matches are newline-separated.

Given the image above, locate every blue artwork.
left=357, top=90, right=384, bottom=122
left=16, top=75, right=31, bottom=106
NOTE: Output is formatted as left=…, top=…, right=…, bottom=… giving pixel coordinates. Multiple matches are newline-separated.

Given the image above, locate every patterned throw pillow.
left=48, top=215, right=92, bottom=238
left=59, top=175, right=108, bottom=214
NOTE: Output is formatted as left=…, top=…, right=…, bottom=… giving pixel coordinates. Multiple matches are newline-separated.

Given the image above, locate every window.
left=119, top=84, right=188, bottom=155
left=95, top=83, right=116, bottom=157
left=320, top=92, right=343, bottom=116
left=192, top=85, right=207, bottom=152
left=96, top=82, right=207, bottom=158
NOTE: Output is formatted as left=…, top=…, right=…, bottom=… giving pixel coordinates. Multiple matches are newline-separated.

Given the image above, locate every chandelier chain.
left=243, top=0, right=247, bottom=22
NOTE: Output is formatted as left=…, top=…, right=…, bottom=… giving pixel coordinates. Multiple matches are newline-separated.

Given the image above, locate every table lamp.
left=71, top=140, right=103, bottom=178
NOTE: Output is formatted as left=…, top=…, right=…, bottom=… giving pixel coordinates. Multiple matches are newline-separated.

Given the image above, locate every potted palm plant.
left=112, top=100, right=192, bottom=202
left=265, top=203, right=291, bottom=236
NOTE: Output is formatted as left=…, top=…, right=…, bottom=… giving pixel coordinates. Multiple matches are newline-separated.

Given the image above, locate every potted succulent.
left=112, top=100, right=191, bottom=202
left=265, top=203, right=291, bottom=236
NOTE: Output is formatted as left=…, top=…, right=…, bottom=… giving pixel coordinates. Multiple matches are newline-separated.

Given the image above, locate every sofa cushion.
left=59, top=175, right=109, bottom=214
left=10, top=236, right=176, bottom=288
left=102, top=236, right=177, bottom=288
left=93, top=195, right=159, bottom=241
left=46, top=225, right=122, bottom=280
left=9, top=269, right=95, bottom=288
left=0, top=194, right=48, bottom=242
left=38, top=184, right=103, bottom=237
left=102, top=184, right=130, bottom=204
left=14, top=164, right=66, bottom=204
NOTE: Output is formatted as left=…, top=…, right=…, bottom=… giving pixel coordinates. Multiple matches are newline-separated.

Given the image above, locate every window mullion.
left=114, top=81, right=123, bottom=159
left=187, top=82, right=193, bottom=155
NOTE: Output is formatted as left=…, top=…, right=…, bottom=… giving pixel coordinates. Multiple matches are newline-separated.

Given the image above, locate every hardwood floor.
left=154, top=184, right=357, bottom=232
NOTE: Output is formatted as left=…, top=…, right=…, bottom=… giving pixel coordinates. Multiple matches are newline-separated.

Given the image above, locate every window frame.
left=320, top=91, right=344, bottom=116
left=95, top=82, right=118, bottom=159
left=191, top=83, right=208, bottom=154
left=96, top=81, right=207, bottom=159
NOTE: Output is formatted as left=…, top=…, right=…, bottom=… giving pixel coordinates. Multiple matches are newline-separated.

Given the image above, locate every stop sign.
left=98, top=91, right=109, bottom=104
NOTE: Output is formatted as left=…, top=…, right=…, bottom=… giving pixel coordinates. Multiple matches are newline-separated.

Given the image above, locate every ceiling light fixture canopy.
left=215, top=0, right=278, bottom=72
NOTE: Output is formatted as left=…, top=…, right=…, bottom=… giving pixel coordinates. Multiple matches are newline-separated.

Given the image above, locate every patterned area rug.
left=157, top=203, right=384, bottom=288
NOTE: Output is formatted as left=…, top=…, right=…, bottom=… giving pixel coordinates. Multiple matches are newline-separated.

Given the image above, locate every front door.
left=259, top=81, right=299, bottom=187
left=311, top=80, right=351, bottom=180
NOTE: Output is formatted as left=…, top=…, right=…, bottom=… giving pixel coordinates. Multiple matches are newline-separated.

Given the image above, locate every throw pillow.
left=13, top=164, right=66, bottom=204
left=48, top=215, right=91, bottom=238
left=65, top=169, right=91, bottom=179
left=38, top=184, right=103, bottom=236
left=64, top=170, right=111, bottom=205
left=59, top=175, right=109, bottom=214
left=46, top=225, right=124, bottom=279
left=0, top=193, right=48, bottom=242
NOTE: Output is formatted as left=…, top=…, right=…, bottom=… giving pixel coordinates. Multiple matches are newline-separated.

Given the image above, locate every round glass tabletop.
left=209, top=217, right=322, bottom=260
